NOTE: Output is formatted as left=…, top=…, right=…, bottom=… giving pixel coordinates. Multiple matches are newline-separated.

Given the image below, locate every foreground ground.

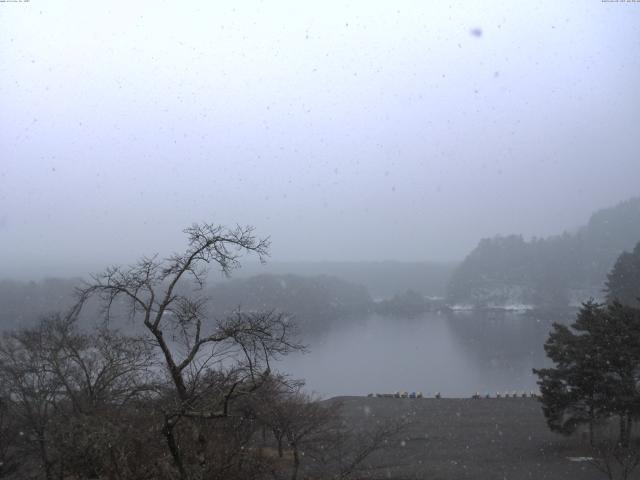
left=327, top=396, right=607, bottom=480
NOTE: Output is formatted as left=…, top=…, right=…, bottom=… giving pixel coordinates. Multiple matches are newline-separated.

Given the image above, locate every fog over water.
left=278, top=310, right=569, bottom=398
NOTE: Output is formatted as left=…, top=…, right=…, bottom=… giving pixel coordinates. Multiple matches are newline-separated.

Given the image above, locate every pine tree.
left=534, top=301, right=607, bottom=443
left=606, top=242, right=640, bottom=307
left=534, top=300, right=640, bottom=446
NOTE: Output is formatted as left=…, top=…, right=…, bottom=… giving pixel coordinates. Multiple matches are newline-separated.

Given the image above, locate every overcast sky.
left=1, top=1, right=640, bottom=279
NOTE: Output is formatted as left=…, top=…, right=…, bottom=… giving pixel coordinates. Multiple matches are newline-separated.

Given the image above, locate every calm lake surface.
left=277, top=309, right=576, bottom=398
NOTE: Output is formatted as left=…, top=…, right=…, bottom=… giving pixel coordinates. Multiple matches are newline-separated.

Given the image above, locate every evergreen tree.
left=534, top=301, right=607, bottom=443
left=534, top=300, right=640, bottom=446
left=606, top=242, right=640, bottom=307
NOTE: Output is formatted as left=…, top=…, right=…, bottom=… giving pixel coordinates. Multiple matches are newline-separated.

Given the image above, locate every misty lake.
left=277, top=309, right=576, bottom=398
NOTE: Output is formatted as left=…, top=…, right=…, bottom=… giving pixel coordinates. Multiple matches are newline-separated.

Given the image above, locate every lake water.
left=277, top=309, right=576, bottom=398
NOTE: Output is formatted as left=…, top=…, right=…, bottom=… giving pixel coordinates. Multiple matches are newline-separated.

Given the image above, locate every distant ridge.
left=447, top=197, right=640, bottom=308
left=224, top=260, right=457, bottom=298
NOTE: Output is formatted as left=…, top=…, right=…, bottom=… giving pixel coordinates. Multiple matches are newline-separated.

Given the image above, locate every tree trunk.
left=163, top=418, right=188, bottom=480
left=37, top=432, right=53, bottom=480
left=588, top=405, right=595, bottom=446
left=291, top=442, right=299, bottom=480
left=619, top=414, right=630, bottom=448
left=193, top=422, right=208, bottom=480
left=152, top=328, right=188, bottom=401
left=277, top=436, right=283, bottom=458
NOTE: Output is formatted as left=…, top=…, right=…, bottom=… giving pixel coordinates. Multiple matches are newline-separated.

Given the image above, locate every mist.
left=2, top=1, right=640, bottom=280
left=3, top=5, right=640, bottom=478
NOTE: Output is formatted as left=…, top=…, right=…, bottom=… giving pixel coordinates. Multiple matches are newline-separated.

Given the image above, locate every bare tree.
left=39, top=312, right=157, bottom=414
left=0, top=392, right=19, bottom=478
left=0, top=307, right=159, bottom=480
left=590, top=440, right=640, bottom=480
left=44, top=314, right=158, bottom=479
left=0, top=323, right=62, bottom=479
left=302, top=405, right=409, bottom=480
left=253, top=380, right=336, bottom=480
left=284, top=394, right=336, bottom=480
left=75, top=223, right=304, bottom=479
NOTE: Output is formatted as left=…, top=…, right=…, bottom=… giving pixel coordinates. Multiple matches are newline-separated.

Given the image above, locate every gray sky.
left=1, top=1, right=640, bottom=278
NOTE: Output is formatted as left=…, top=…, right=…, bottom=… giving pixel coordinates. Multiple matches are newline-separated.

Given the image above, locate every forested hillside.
left=228, top=261, right=457, bottom=299
left=447, top=197, right=640, bottom=307
left=206, top=274, right=373, bottom=332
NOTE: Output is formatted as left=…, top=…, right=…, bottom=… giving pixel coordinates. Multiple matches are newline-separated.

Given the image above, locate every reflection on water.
left=277, top=309, right=576, bottom=398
